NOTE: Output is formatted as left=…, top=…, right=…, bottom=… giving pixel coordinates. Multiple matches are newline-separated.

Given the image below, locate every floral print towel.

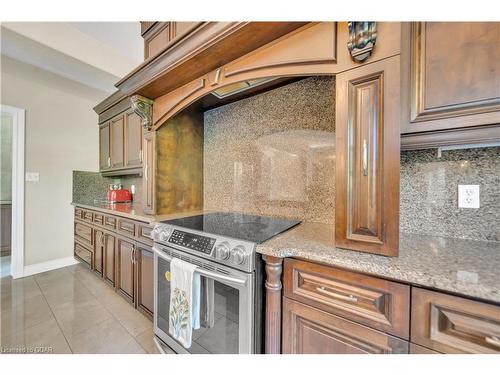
left=168, top=258, right=200, bottom=348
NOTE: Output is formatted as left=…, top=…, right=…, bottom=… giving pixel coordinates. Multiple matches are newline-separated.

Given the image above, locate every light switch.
left=458, top=185, right=480, bottom=208
left=25, top=172, right=39, bottom=182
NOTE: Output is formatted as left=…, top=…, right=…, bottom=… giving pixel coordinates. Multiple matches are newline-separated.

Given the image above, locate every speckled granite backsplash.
left=203, top=77, right=336, bottom=223
left=400, top=147, right=500, bottom=242
left=72, top=171, right=143, bottom=204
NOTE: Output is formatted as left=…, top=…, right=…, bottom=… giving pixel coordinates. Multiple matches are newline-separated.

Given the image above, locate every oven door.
left=153, top=244, right=254, bottom=354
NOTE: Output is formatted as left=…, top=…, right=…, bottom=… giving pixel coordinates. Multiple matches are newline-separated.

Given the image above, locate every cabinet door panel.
left=136, top=244, right=154, bottom=319
left=110, top=115, right=125, bottom=169
left=103, top=233, right=116, bottom=286
left=402, top=22, right=500, bottom=133
left=283, top=298, right=408, bottom=354
left=142, top=131, right=156, bottom=214
left=125, top=111, right=143, bottom=167
left=117, top=237, right=135, bottom=303
left=93, top=229, right=104, bottom=276
left=335, top=56, right=400, bottom=256
left=99, top=123, right=110, bottom=171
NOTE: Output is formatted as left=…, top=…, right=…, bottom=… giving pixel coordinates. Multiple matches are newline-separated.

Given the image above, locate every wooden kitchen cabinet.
left=283, top=258, right=410, bottom=339
left=142, top=131, right=156, bottom=214
left=141, top=22, right=200, bottom=60
left=400, top=22, right=500, bottom=149
left=116, top=236, right=136, bottom=304
left=411, top=288, right=500, bottom=354
left=99, top=123, right=111, bottom=171
left=110, top=114, right=125, bottom=169
left=96, top=95, right=143, bottom=175
left=103, top=232, right=116, bottom=287
left=282, top=298, right=409, bottom=354
left=125, top=110, right=143, bottom=168
left=93, top=229, right=104, bottom=276
left=135, top=243, right=154, bottom=318
left=335, top=55, right=401, bottom=256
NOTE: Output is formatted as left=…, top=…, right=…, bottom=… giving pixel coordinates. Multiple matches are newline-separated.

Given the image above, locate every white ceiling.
left=1, top=22, right=143, bottom=94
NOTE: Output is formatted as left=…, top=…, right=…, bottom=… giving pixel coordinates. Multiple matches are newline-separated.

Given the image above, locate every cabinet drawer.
left=117, top=218, right=136, bottom=237
left=411, top=288, right=500, bottom=354
left=74, top=208, right=83, bottom=219
left=137, top=223, right=153, bottom=245
left=104, top=215, right=116, bottom=230
left=74, top=221, right=93, bottom=246
left=283, top=297, right=408, bottom=354
left=82, top=210, right=93, bottom=223
left=93, top=213, right=104, bottom=226
left=74, top=242, right=92, bottom=267
left=284, top=258, right=410, bottom=339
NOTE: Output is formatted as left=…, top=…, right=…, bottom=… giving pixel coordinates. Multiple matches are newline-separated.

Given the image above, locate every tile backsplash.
left=203, top=76, right=336, bottom=223
left=72, top=171, right=142, bottom=205
left=400, top=147, right=500, bottom=242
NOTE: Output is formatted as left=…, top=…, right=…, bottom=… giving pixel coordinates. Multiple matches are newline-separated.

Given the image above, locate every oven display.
left=168, top=230, right=216, bottom=254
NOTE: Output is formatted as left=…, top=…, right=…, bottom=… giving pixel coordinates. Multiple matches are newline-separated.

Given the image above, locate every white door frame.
left=1, top=104, right=25, bottom=279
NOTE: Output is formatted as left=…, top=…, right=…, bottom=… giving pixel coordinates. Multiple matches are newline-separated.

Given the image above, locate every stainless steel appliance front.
left=153, top=244, right=255, bottom=354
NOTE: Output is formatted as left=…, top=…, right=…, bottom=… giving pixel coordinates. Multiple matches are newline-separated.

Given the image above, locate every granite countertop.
left=71, top=201, right=205, bottom=224
left=256, top=222, right=500, bottom=303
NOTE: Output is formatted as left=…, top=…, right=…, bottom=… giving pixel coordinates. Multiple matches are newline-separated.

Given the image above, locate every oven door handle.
left=153, top=246, right=247, bottom=286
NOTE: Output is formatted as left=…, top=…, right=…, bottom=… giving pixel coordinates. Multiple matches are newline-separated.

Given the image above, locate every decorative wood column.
left=263, top=255, right=284, bottom=354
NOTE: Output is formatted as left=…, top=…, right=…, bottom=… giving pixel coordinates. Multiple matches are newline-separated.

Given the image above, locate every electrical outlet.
left=458, top=185, right=480, bottom=208
left=25, top=172, right=39, bottom=182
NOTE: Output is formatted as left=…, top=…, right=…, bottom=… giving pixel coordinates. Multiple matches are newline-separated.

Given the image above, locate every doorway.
left=0, top=105, right=25, bottom=279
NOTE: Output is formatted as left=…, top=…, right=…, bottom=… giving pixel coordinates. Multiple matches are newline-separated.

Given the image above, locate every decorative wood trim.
left=116, top=22, right=308, bottom=98
left=263, top=255, right=284, bottom=354
left=93, top=90, right=127, bottom=115
left=401, top=124, right=500, bottom=150
left=410, top=22, right=500, bottom=123
left=130, top=95, right=154, bottom=131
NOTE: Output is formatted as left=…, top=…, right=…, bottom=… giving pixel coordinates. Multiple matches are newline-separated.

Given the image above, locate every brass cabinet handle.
left=362, top=139, right=368, bottom=176
left=485, top=336, right=500, bottom=348
left=107, top=157, right=111, bottom=167
left=139, top=150, right=143, bottom=163
left=316, top=286, right=358, bottom=303
left=144, top=166, right=148, bottom=181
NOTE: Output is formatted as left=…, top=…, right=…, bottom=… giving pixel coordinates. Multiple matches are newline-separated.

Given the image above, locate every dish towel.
left=169, top=258, right=201, bottom=348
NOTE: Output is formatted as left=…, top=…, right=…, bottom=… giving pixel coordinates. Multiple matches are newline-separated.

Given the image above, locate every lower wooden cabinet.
left=283, top=298, right=409, bottom=354
left=135, top=244, right=154, bottom=318
left=74, top=208, right=155, bottom=320
left=103, top=232, right=116, bottom=287
left=94, top=229, right=104, bottom=276
left=116, top=236, right=136, bottom=304
left=411, top=288, right=500, bottom=354
left=280, top=257, right=500, bottom=354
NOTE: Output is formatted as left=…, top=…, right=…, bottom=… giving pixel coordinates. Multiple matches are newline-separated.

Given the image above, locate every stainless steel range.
left=152, top=212, right=300, bottom=354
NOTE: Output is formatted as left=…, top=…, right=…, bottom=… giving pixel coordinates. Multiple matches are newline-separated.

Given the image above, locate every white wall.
left=1, top=56, right=107, bottom=266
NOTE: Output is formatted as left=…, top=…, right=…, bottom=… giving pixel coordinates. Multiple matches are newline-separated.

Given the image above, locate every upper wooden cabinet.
left=125, top=110, right=143, bottom=168
left=97, top=105, right=143, bottom=176
left=141, top=22, right=200, bottom=60
left=110, top=114, right=125, bottom=169
left=335, top=56, right=400, bottom=256
left=401, top=22, right=500, bottom=148
left=99, top=123, right=111, bottom=171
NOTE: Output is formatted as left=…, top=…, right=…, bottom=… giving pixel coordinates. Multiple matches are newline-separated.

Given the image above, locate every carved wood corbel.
left=130, top=95, right=154, bottom=131
left=263, top=255, right=284, bottom=354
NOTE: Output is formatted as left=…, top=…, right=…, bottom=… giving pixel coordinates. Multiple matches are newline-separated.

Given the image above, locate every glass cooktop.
left=163, top=212, right=300, bottom=244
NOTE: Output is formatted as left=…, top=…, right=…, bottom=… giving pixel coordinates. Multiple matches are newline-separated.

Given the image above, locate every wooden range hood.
left=115, top=22, right=308, bottom=99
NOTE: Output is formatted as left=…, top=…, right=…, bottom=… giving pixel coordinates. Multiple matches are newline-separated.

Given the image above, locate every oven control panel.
left=167, top=229, right=216, bottom=255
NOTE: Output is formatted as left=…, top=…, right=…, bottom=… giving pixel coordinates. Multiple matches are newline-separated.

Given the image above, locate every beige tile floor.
left=0, top=262, right=175, bottom=354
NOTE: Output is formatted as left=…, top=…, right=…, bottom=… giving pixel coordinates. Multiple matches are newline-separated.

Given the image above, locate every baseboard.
left=23, top=256, right=79, bottom=277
